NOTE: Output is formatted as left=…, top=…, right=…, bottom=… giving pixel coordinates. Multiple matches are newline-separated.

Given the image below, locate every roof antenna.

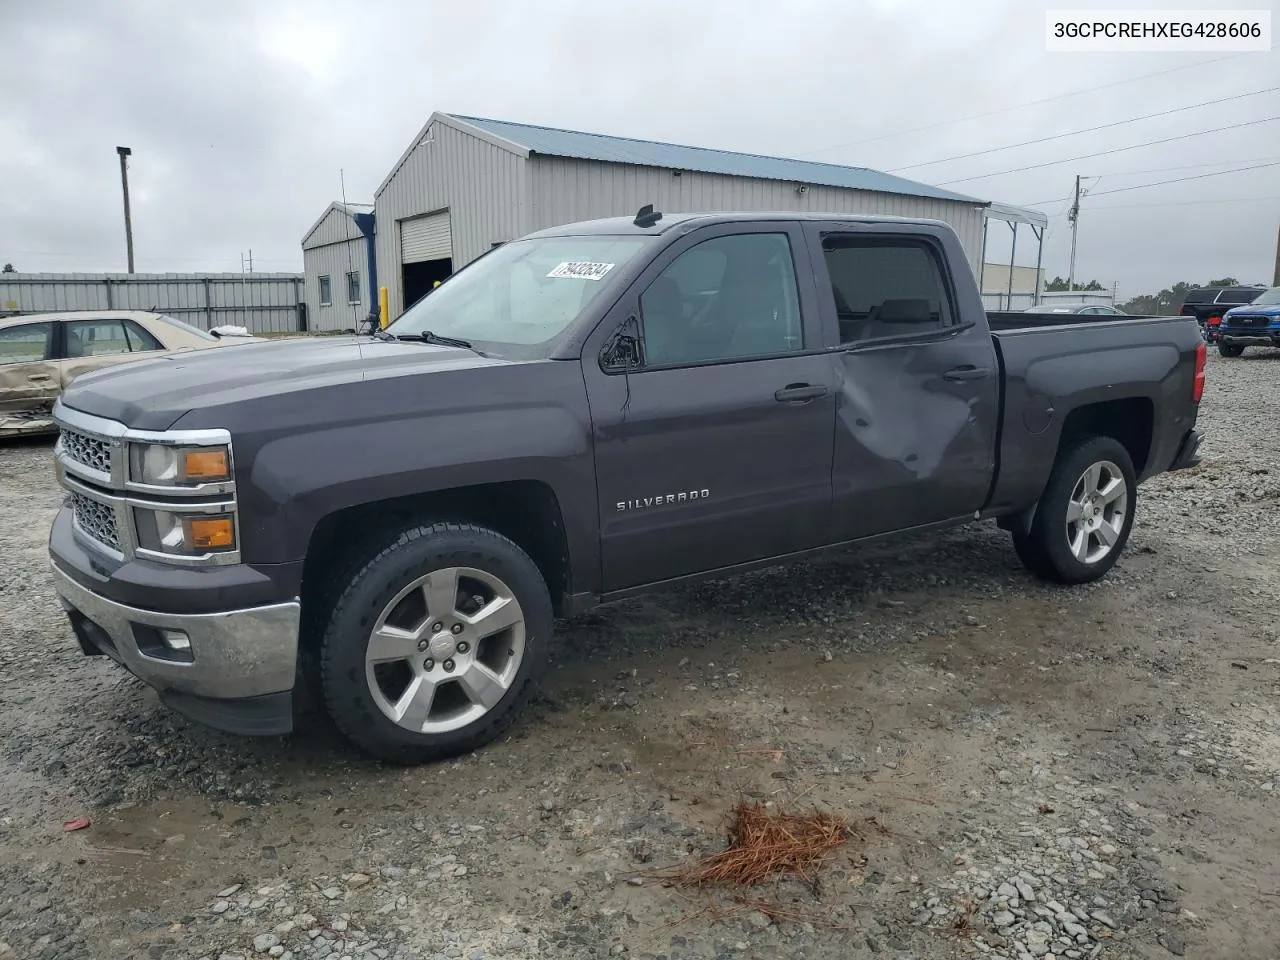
left=633, top=203, right=662, bottom=228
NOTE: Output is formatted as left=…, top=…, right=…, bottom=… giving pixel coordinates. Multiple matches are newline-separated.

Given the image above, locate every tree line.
left=1044, top=275, right=1270, bottom=314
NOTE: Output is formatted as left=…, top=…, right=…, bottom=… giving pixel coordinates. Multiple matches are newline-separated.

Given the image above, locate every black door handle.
left=943, top=365, right=992, bottom=381
left=774, top=383, right=828, bottom=403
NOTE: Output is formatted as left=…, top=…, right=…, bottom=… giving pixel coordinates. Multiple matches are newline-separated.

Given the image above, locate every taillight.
left=1207, top=314, right=1221, bottom=327
left=1193, top=340, right=1206, bottom=403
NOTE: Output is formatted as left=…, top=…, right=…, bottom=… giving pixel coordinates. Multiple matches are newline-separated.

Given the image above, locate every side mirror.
left=601, top=315, right=643, bottom=372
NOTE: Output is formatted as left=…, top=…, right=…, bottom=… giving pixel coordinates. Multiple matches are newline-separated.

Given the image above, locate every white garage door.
left=401, top=211, right=452, bottom=263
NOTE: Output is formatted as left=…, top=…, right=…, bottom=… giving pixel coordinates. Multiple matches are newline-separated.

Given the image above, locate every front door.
left=583, top=224, right=838, bottom=592
left=804, top=225, right=1000, bottom=541
left=0, top=320, right=58, bottom=431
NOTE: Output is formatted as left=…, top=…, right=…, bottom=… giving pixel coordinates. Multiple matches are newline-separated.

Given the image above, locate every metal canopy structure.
left=980, top=201, right=1049, bottom=307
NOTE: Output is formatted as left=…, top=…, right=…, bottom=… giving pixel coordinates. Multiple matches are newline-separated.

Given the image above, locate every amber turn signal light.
left=184, top=516, right=235, bottom=549
left=182, top=449, right=230, bottom=480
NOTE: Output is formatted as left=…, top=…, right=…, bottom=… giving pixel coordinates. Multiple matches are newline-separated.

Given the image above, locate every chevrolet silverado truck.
left=47, top=209, right=1206, bottom=763
left=1216, top=285, right=1280, bottom=357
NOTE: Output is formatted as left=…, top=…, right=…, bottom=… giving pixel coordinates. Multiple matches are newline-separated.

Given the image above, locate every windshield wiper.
left=396, top=330, right=474, bottom=349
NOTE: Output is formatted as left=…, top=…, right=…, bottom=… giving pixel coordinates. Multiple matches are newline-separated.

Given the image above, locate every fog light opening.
left=161, top=629, right=191, bottom=652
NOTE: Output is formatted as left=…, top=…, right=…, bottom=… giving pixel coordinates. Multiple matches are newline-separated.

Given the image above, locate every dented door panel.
left=831, top=331, right=999, bottom=539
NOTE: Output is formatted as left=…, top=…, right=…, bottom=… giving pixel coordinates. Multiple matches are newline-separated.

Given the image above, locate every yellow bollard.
left=379, top=286, right=389, bottom=329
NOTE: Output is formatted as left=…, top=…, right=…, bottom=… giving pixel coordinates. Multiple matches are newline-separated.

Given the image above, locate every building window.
left=319, top=275, right=332, bottom=306
left=346, top=271, right=361, bottom=304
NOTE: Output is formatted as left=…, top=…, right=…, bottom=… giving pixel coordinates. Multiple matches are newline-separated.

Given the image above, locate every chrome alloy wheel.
left=364, top=566, right=526, bottom=734
left=1065, top=460, right=1129, bottom=565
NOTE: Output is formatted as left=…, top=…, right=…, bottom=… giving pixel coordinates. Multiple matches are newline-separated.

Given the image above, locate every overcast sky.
left=2, top=0, right=1276, bottom=298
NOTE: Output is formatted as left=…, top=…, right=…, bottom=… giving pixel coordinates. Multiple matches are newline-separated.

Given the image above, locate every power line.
left=1045, top=195, right=1280, bottom=213
left=888, top=86, right=1279, bottom=172
left=1073, top=156, right=1280, bottom=179
left=794, top=54, right=1237, bottom=158
left=937, top=115, right=1280, bottom=185
left=1023, top=159, right=1280, bottom=205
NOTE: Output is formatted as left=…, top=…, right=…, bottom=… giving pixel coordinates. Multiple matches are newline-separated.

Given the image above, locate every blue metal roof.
left=450, top=115, right=983, bottom=206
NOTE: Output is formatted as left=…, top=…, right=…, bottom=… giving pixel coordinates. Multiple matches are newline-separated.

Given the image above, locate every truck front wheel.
left=1218, top=343, right=1245, bottom=358
left=318, top=522, right=552, bottom=764
left=1012, top=436, right=1136, bottom=584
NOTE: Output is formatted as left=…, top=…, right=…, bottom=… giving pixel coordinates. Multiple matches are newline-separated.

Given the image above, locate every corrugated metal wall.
left=0, top=273, right=304, bottom=333
left=526, top=157, right=988, bottom=274
left=374, top=119, right=986, bottom=320
left=303, top=239, right=369, bottom=331
left=303, top=205, right=371, bottom=250
left=374, top=119, right=528, bottom=319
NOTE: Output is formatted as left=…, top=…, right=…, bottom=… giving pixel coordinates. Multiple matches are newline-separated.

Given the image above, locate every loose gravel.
left=2, top=350, right=1280, bottom=960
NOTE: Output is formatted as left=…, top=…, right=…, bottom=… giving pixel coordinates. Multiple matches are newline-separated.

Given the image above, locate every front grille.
left=60, top=428, right=113, bottom=475
left=70, top=493, right=120, bottom=552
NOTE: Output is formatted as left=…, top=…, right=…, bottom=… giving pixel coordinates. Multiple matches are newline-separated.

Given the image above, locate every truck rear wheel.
left=1012, top=436, right=1136, bottom=584
left=317, top=522, right=552, bottom=764
left=1218, top=343, right=1245, bottom=358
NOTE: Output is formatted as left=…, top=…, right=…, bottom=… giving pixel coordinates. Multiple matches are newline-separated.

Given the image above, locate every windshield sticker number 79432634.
left=546, top=261, right=615, bottom=281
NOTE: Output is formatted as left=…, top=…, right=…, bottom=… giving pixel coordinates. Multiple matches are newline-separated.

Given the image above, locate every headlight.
left=134, top=508, right=237, bottom=556
left=130, top=443, right=231, bottom=485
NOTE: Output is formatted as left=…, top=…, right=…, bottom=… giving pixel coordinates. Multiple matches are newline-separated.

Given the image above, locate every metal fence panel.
left=0, top=273, right=304, bottom=334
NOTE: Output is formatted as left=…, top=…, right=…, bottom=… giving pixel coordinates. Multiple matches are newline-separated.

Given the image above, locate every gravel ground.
left=2, top=351, right=1279, bottom=960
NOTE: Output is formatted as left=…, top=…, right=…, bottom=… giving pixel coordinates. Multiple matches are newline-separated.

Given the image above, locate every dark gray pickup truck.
left=47, top=209, right=1206, bottom=762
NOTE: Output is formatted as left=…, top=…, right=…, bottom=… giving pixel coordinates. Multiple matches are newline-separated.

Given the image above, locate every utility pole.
left=1067, top=174, right=1081, bottom=293
left=1273, top=222, right=1279, bottom=287
left=116, top=146, right=135, bottom=273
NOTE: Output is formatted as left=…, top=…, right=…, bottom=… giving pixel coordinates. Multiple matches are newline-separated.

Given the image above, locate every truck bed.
left=985, top=311, right=1203, bottom=515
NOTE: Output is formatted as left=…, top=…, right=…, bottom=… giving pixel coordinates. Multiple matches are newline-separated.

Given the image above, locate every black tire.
left=1012, top=436, right=1136, bottom=585
left=1218, top=343, right=1245, bottom=358
left=318, top=521, right=552, bottom=764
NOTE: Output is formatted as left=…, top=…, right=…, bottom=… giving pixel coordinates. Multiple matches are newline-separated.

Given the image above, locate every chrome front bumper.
left=50, top=561, right=300, bottom=703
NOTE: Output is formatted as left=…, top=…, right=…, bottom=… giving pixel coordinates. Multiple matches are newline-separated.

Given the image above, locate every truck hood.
left=1224, top=304, right=1280, bottom=319
left=60, top=335, right=511, bottom=431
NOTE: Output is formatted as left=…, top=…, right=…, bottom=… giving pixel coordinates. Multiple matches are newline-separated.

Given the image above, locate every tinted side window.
left=1222, top=287, right=1261, bottom=303
left=639, top=233, right=802, bottom=367
left=65, top=319, right=132, bottom=357
left=822, top=238, right=951, bottom=344
left=1183, top=288, right=1218, bottom=304
left=0, top=322, right=53, bottom=365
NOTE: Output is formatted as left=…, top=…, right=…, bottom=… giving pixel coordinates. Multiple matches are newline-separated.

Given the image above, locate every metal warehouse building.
left=301, top=202, right=375, bottom=331
left=371, top=112, right=1044, bottom=321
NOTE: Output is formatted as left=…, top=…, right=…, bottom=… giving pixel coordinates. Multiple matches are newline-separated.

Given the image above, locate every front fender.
left=240, top=403, right=594, bottom=564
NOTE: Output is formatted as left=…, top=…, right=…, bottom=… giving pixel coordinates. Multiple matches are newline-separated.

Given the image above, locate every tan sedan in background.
left=0, top=310, right=260, bottom=437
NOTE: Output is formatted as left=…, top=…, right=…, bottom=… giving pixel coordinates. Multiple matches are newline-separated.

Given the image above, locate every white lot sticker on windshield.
left=546, top=261, right=616, bottom=281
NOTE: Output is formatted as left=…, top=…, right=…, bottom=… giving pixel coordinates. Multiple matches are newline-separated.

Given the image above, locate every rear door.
left=581, top=222, right=838, bottom=591
left=803, top=222, right=1000, bottom=541
left=58, top=317, right=166, bottom=386
left=0, top=320, right=58, bottom=427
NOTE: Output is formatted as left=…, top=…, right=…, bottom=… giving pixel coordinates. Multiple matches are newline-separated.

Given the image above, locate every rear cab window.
left=1221, top=287, right=1262, bottom=304
left=1182, top=289, right=1219, bottom=304
left=818, top=235, right=955, bottom=345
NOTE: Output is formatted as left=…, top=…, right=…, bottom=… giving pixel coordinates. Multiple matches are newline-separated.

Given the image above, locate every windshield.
left=388, top=235, right=654, bottom=351
left=1250, top=286, right=1280, bottom=306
